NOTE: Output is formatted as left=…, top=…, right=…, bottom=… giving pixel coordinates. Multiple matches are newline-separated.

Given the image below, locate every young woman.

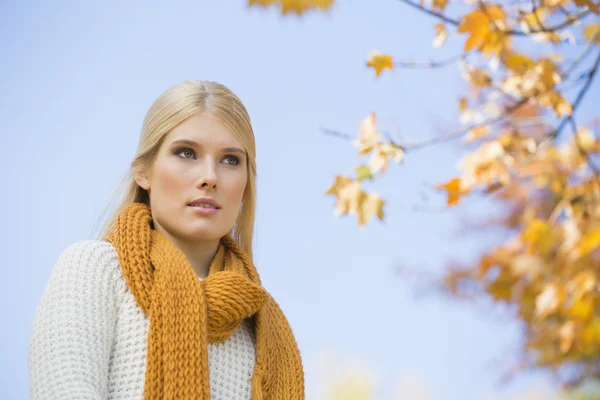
left=28, top=80, right=305, bottom=399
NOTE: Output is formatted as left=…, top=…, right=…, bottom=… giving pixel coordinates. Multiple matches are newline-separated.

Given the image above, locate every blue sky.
left=2, top=1, right=599, bottom=399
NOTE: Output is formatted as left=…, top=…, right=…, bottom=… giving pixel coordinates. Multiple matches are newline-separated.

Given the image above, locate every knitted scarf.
left=105, top=202, right=304, bottom=399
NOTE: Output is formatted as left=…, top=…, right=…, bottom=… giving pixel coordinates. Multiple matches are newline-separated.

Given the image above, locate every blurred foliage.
left=248, top=0, right=600, bottom=393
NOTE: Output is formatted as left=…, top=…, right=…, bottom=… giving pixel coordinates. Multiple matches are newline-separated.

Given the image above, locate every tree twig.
left=396, top=0, right=590, bottom=37
left=394, top=53, right=466, bottom=69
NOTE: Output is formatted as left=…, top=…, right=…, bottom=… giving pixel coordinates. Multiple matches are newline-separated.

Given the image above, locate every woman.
left=28, top=80, right=305, bottom=399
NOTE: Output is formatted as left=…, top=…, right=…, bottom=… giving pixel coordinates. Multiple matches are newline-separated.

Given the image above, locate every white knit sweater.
left=28, top=240, right=257, bottom=400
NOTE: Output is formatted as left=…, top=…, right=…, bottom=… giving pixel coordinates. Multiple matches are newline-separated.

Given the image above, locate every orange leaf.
left=366, top=51, right=394, bottom=77
left=573, top=0, right=600, bottom=14
left=584, top=23, right=600, bottom=43
left=436, top=177, right=469, bottom=206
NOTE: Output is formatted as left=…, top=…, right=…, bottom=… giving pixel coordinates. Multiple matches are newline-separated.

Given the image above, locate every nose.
left=196, top=159, right=218, bottom=189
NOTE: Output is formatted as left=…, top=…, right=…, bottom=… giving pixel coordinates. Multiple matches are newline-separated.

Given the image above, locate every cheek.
left=225, top=174, right=247, bottom=203
left=154, top=159, right=192, bottom=192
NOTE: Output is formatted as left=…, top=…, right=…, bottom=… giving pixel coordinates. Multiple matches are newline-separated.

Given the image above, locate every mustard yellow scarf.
left=105, top=202, right=304, bottom=399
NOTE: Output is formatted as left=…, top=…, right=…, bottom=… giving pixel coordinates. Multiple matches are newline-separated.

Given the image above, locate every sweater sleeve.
left=28, top=240, right=123, bottom=400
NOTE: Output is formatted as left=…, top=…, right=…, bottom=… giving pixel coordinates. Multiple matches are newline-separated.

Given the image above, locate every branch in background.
left=550, top=50, right=600, bottom=141
left=395, top=0, right=461, bottom=26
left=396, top=0, right=590, bottom=36
left=402, top=97, right=530, bottom=150
left=563, top=29, right=600, bottom=79
left=569, top=116, right=600, bottom=177
left=394, top=53, right=466, bottom=69
left=321, top=97, right=530, bottom=149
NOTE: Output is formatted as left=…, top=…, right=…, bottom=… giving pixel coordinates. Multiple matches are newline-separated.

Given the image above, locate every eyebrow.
left=170, top=139, right=246, bottom=156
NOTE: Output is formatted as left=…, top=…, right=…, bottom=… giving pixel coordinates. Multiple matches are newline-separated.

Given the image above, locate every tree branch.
left=569, top=116, right=600, bottom=177
left=395, top=0, right=590, bottom=37
left=394, top=53, right=466, bottom=69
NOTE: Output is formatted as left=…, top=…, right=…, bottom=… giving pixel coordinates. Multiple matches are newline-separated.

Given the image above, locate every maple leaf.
left=354, top=164, right=374, bottom=181
left=432, top=0, right=448, bottom=11
left=521, top=218, right=555, bottom=254
left=353, top=113, right=382, bottom=155
left=458, top=5, right=509, bottom=56
left=358, top=193, right=385, bottom=226
left=248, top=0, right=335, bottom=15
left=433, top=23, right=448, bottom=48
left=576, top=230, right=600, bottom=254
left=573, top=0, right=600, bottom=14
left=368, top=142, right=405, bottom=174
left=584, top=23, right=600, bottom=43
left=504, top=52, right=535, bottom=73
left=436, top=177, right=469, bottom=206
left=366, top=51, right=394, bottom=77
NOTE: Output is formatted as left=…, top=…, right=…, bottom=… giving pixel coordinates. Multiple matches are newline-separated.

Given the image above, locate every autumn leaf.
left=432, top=0, right=448, bottom=12
left=368, top=142, right=405, bottom=174
left=248, top=0, right=335, bottom=15
left=433, top=23, right=448, bottom=48
left=576, top=230, right=600, bottom=254
left=536, top=284, right=561, bottom=317
left=366, top=51, right=394, bottom=77
left=353, top=113, right=382, bottom=155
left=457, top=5, right=509, bottom=56
left=358, top=193, right=385, bottom=226
left=521, top=218, right=555, bottom=254
left=584, top=23, right=600, bottom=43
left=573, top=0, right=600, bottom=14
left=354, top=164, right=374, bottom=181
left=436, top=177, right=469, bottom=206
left=325, top=175, right=383, bottom=226
left=504, top=52, right=535, bottom=73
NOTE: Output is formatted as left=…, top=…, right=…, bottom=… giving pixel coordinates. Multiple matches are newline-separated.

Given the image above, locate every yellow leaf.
left=458, top=97, right=468, bottom=111
left=353, top=113, right=382, bottom=155
left=368, top=142, right=405, bottom=174
left=432, top=0, right=448, bottom=11
left=358, top=193, right=385, bottom=226
left=536, top=284, right=560, bottom=317
left=568, top=296, right=594, bottom=321
left=354, top=164, right=373, bottom=181
left=249, top=0, right=335, bottom=15
left=504, top=52, right=535, bottom=73
left=522, top=218, right=554, bottom=254
left=436, top=177, right=469, bottom=206
left=559, top=321, right=575, bottom=353
left=458, top=5, right=508, bottom=56
left=433, top=22, right=448, bottom=48
left=366, top=51, right=394, bottom=77
left=466, top=125, right=490, bottom=141
left=584, top=23, right=600, bottom=43
left=577, top=230, right=600, bottom=255
left=573, top=0, right=600, bottom=14
left=538, top=91, right=572, bottom=117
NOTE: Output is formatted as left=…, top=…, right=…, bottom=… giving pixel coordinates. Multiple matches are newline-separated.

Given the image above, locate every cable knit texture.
left=28, top=202, right=304, bottom=399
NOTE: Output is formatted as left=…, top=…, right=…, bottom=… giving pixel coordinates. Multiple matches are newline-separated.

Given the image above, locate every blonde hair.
left=90, top=80, right=258, bottom=258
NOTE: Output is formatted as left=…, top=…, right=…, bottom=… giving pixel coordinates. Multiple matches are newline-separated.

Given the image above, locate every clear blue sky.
left=2, top=1, right=598, bottom=399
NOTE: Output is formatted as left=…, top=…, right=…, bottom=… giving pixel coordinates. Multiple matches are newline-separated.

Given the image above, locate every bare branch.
left=402, top=97, right=530, bottom=150
left=395, top=0, right=461, bottom=26
left=396, top=0, right=590, bottom=37
left=550, top=50, right=600, bottom=141
left=394, top=53, right=466, bottom=69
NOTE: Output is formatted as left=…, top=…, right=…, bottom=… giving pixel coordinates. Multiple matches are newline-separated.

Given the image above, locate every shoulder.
left=48, top=239, right=126, bottom=302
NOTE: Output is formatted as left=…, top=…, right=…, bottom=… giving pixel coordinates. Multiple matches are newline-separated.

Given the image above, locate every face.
left=138, top=112, right=248, bottom=244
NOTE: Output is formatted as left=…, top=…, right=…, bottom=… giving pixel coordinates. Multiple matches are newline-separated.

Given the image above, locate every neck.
left=153, top=225, right=219, bottom=279
left=175, top=238, right=220, bottom=280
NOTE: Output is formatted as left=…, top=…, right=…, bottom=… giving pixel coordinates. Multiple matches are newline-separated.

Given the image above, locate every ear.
left=134, top=170, right=150, bottom=190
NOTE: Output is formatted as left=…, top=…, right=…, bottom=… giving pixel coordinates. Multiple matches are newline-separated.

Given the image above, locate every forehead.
left=166, top=112, right=240, bottom=146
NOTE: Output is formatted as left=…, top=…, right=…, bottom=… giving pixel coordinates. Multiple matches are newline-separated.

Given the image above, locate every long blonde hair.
left=90, top=80, right=258, bottom=258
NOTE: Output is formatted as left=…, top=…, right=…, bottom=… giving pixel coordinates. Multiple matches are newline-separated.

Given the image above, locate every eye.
left=224, top=155, right=241, bottom=166
left=175, top=148, right=196, bottom=159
